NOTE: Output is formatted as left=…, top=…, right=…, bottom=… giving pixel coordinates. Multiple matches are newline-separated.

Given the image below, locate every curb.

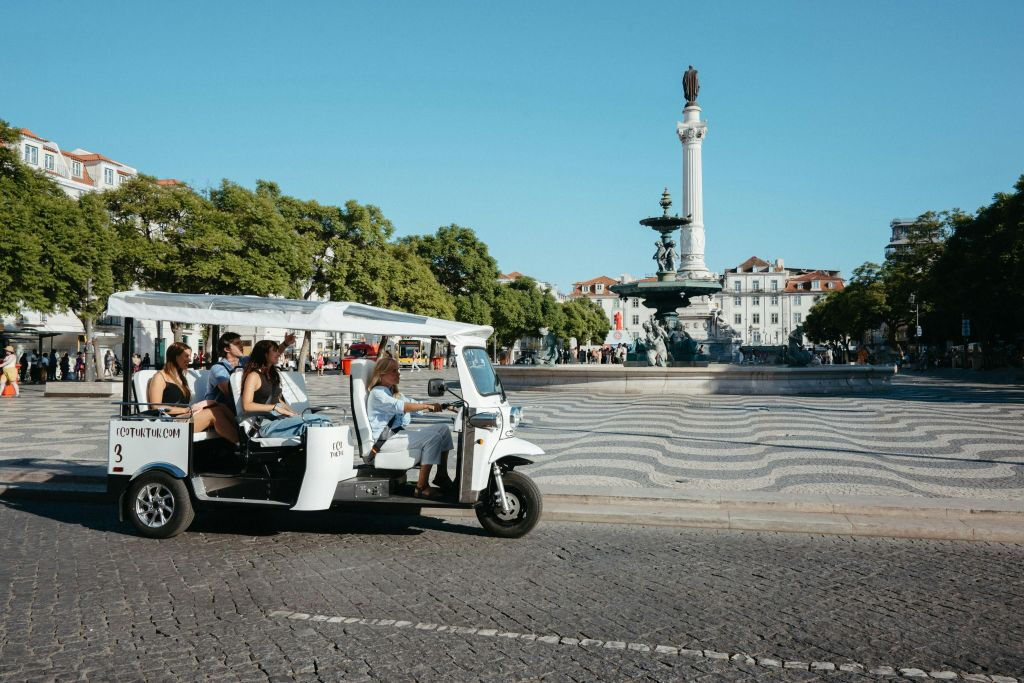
left=3, top=472, right=1022, bottom=542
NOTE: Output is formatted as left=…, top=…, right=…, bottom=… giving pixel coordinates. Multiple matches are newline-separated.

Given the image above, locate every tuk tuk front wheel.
left=126, top=471, right=194, bottom=539
left=476, top=470, right=542, bottom=538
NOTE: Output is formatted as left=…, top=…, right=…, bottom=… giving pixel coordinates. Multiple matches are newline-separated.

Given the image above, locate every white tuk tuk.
left=105, top=291, right=544, bottom=539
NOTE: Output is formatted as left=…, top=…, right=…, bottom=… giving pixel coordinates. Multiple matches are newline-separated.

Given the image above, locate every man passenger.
left=205, top=331, right=296, bottom=413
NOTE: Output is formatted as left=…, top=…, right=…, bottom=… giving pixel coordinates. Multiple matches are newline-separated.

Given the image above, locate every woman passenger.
left=241, top=340, right=331, bottom=437
left=147, top=342, right=239, bottom=444
left=366, top=356, right=454, bottom=498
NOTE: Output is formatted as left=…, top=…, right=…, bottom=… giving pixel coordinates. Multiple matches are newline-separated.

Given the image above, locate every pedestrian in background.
left=131, top=353, right=141, bottom=373
left=410, top=348, right=422, bottom=372
left=60, top=352, right=71, bottom=380
left=48, top=350, right=57, bottom=381
left=1, top=345, right=20, bottom=397
left=75, top=352, right=86, bottom=381
left=142, top=353, right=151, bottom=370
left=39, top=351, right=49, bottom=382
left=29, top=350, right=39, bottom=383
left=18, top=352, right=28, bottom=383
left=104, top=350, right=114, bottom=378
left=316, top=352, right=325, bottom=376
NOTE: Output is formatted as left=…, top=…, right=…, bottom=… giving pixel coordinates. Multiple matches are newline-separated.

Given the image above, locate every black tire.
left=125, top=470, right=194, bottom=539
left=475, top=470, right=542, bottom=538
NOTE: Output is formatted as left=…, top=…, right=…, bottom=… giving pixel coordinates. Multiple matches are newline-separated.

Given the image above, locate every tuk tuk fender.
left=472, top=437, right=544, bottom=491
left=292, top=425, right=356, bottom=511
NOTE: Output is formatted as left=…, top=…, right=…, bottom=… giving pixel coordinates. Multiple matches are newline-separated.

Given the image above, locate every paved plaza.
left=1, top=370, right=1023, bottom=501
left=0, top=498, right=1022, bottom=681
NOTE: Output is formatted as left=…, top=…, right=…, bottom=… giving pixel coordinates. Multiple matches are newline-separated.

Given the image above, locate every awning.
left=106, top=291, right=492, bottom=344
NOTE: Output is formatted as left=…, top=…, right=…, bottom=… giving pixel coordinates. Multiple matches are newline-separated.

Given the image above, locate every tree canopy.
left=401, top=224, right=500, bottom=326
left=3, top=118, right=631, bottom=362
left=805, top=175, right=1024, bottom=356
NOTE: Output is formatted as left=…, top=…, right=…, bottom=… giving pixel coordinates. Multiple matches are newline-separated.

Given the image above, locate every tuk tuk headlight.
left=510, top=406, right=523, bottom=428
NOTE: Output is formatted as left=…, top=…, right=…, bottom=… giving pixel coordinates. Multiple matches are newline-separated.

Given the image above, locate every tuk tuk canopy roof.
left=107, top=291, right=492, bottom=343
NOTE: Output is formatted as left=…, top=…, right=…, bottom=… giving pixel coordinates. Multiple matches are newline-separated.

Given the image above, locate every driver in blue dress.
left=367, top=356, right=454, bottom=498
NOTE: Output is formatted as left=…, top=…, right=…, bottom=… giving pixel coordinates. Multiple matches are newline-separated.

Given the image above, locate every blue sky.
left=4, top=1, right=1023, bottom=292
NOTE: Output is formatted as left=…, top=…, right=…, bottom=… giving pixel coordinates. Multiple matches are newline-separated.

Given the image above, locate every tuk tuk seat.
left=131, top=368, right=220, bottom=442
left=348, top=359, right=418, bottom=471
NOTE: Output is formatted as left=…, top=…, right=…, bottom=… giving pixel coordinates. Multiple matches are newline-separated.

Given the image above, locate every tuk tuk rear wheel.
left=126, top=471, right=194, bottom=539
left=476, top=470, right=542, bottom=538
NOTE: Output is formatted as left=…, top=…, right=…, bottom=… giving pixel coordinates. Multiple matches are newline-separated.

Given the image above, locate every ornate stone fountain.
left=610, top=189, right=722, bottom=366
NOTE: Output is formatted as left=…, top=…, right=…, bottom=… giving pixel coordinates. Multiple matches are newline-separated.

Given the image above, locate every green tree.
left=491, top=277, right=563, bottom=353
left=324, top=202, right=455, bottom=318
left=0, top=120, right=75, bottom=314
left=557, top=297, right=611, bottom=345
left=206, top=180, right=313, bottom=298
left=804, top=263, right=889, bottom=354
left=105, top=174, right=190, bottom=294
left=70, top=193, right=117, bottom=375
left=400, top=224, right=500, bottom=326
left=257, top=180, right=349, bottom=369
left=880, top=211, right=951, bottom=342
left=930, top=176, right=1024, bottom=351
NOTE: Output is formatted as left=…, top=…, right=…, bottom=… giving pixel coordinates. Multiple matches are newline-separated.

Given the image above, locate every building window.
left=752, top=296, right=760, bottom=306
left=770, top=279, right=778, bottom=291
left=771, top=313, right=779, bottom=324
left=44, top=153, right=55, bottom=170
left=826, top=281, right=834, bottom=289
left=24, top=144, right=38, bottom=164
left=734, top=314, right=742, bottom=325
left=581, top=285, right=590, bottom=293
left=752, top=281, right=761, bottom=291
left=811, top=280, right=820, bottom=290
left=752, top=313, right=760, bottom=324
left=596, top=283, right=604, bottom=293
left=753, top=331, right=761, bottom=343
left=72, top=160, right=82, bottom=177
left=632, top=315, right=639, bottom=326
left=794, top=313, right=802, bottom=323
left=733, top=280, right=741, bottom=291
left=632, top=298, right=639, bottom=308
left=770, top=296, right=779, bottom=305
left=794, top=295, right=802, bottom=305
left=104, top=168, right=114, bottom=185
left=733, top=296, right=741, bottom=306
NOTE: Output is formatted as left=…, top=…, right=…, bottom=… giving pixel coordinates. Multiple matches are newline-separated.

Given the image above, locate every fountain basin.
left=495, top=364, right=895, bottom=395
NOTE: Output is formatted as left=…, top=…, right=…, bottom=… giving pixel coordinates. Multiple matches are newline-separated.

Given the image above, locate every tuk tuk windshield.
left=462, top=347, right=504, bottom=399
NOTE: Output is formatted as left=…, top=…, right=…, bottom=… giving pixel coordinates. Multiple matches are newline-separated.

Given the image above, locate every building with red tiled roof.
left=715, top=257, right=845, bottom=346
left=11, top=127, right=139, bottom=199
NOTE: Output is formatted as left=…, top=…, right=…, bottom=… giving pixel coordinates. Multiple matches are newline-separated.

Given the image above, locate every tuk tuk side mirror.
left=427, top=378, right=445, bottom=397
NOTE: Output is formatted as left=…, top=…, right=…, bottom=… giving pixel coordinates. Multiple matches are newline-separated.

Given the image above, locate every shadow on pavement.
left=0, top=497, right=488, bottom=539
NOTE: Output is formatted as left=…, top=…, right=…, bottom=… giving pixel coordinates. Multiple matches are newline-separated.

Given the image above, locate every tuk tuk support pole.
left=121, top=317, right=134, bottom=417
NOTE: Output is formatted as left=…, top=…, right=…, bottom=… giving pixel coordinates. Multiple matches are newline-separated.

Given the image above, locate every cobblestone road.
left=2, top=370, right=1023, bottom=501
left=1, top=499, right=1021, bottom=681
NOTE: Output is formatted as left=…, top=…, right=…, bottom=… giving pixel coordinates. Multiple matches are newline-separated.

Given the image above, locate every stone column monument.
left=676, top=65, right=713, bottom=281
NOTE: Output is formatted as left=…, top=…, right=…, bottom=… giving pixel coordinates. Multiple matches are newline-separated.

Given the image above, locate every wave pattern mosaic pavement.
left=1, top=372, right=1022, bottom=501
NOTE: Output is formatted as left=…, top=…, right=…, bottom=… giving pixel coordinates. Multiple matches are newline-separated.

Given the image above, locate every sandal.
left=414, top=485, right=443, bottom=499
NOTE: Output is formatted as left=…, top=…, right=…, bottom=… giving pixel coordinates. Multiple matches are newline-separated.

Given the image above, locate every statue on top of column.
left=683, top=65, right=699, bottom=105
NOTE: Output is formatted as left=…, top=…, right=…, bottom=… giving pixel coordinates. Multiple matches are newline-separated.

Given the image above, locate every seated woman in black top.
left=147, top=342, right=239, bottom=445
left=241, top=340, right=330, bottom=437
